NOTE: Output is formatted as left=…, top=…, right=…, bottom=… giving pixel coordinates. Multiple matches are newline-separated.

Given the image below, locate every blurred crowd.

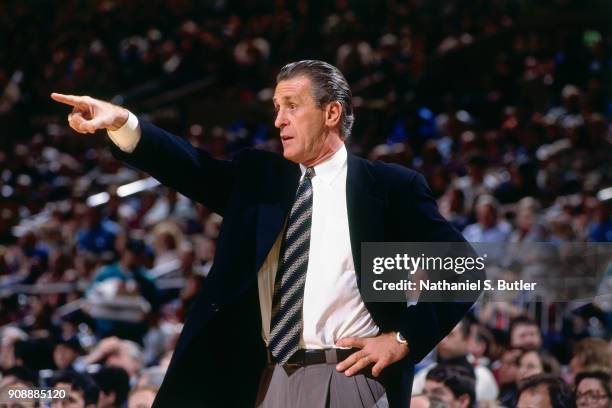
left=1, top=0, right=611, bottom=407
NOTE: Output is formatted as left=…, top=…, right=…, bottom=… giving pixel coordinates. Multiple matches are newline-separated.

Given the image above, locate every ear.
left=324, top=101, right=342, bottom=129
left=458, top=394, right=470, bottom=408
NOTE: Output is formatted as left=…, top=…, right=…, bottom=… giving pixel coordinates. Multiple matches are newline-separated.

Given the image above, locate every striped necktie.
left=268, top=166, right=316, bottom=364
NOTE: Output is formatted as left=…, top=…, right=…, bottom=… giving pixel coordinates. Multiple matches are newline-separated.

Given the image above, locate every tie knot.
left=304, top=167, right=316, bottom=179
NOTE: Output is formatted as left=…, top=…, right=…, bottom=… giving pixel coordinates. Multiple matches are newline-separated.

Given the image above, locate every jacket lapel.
left=255, top=161, right=300, bottom=272
left=346, top=153, right=385, bottom=288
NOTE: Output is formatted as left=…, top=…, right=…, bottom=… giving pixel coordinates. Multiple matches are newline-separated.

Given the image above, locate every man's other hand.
left=51, top=93, right=129, bottom=134
left=335, top=332, right=409, bottom=377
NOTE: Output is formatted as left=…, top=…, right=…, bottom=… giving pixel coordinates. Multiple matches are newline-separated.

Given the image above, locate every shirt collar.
left=299, top=144, right=347, bottom=185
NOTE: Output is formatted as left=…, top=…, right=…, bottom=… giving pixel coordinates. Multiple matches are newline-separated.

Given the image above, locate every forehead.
left=515, top=324, right=538, bottom=333
left=518, top=385, right=551, bottom=408
left=424, top=380, right=453, bottom=395
left=578, top=378, right=604, bottom=390
left=273, top=76, right=312, bottom=102
left=520, top=351, right=539, bottom=363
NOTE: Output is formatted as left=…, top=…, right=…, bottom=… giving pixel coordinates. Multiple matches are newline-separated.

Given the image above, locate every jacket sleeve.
left=397, top=172, right=481, bottom=363
left=108, top=119, right=235, bottom=216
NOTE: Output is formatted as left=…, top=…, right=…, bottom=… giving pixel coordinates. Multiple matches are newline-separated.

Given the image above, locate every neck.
left=302, top=133, right=344, bottom=167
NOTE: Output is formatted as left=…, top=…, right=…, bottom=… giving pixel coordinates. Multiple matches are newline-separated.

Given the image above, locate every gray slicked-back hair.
left=277, top=60, right=354, bottom=139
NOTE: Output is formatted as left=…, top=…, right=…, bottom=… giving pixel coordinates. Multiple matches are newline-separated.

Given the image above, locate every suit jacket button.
left=210, top=302, right=220, bottom=312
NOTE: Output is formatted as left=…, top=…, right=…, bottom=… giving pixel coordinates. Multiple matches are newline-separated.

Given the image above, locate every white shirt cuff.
left=107, top=111, right=141, bottom=153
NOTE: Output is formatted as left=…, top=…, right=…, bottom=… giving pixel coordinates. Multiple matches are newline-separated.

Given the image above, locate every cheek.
left=300, top=112, right=325, bottom=145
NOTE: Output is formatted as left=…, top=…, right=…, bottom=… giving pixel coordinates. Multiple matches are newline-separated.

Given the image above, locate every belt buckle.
left=325, top=349, right=339, bottom=364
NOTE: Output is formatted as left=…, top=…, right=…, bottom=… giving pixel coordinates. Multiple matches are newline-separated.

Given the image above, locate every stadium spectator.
left=574, top=370, right=611, bottom=408
left=423, top=364, right=476, bottom=408
left=93, top=366, right=131, bottom=408
left=462, top=195, right=512, bottom=243
left=78, top=337, right=144, bottom=381
left=0, top=376, right=37, bottom=407
left=516, top=350, right=561, bottom=383
left=0, top=327, right=27, bottom=372
left=53, top=337, right=84, bottom=371
left=50, top=370, right=100, bottom=408
left=453, top=154, right=495, bottom=210
left=569, top=338, right=612, bottom=381
left=509, top=316, right=543, bottom=350
left=413, top=320, right=498, bottom=403
left=510, top=197, right=548, bottom=243
left=495, top=348, right=522, bottom=408
left=87, top=238, right=160, bottom=340
left=517, top=373, right=575, bottom=408
left=76, top=206, right=118, bottom=255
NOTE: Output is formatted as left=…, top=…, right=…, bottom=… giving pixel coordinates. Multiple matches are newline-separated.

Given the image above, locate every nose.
left=274, top=109, right=287, bottom=129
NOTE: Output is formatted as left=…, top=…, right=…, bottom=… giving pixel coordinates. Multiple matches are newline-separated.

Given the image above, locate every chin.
left=282, top=149, right=301, bottom=164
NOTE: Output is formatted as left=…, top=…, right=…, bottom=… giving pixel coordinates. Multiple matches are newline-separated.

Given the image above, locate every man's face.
left=54, top=344, right=78, bottom=370
left=517, top=384, right=552, bottom=408
left=576, top=378, right=610, bottom=408
left=106, top=344, right=141, bottom=378
left=273, top=76, right=328, bottom=165
left=511, top=324, right=542, bottom=350
left=498, top=349, right=521, bottom=384
left=423, top=380, right=468, bottom=408
left=51, top=382, right=85, bottom=408
left=517, top=351, right=543, bottom=382
left=476, top=204, right=497, bottom=229
left=437, top=323, right=467, bottom=359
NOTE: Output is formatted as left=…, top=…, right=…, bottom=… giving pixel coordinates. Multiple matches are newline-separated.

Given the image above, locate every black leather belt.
left=267, top=348, right=360, bottom=366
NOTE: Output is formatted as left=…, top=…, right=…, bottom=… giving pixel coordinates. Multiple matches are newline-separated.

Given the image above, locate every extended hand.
left=84, top=336, right=122, bottom=364
left=335, top=332, right=409, bottom=377
left=51, top=93, right=129, bottom=134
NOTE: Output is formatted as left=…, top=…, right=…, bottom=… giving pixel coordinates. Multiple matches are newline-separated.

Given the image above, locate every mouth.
left=281, top=135, right=293, bottom=142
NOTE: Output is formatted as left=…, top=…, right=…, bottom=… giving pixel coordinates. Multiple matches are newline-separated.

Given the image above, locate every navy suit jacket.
left=110, top=120, right=475, bottom=407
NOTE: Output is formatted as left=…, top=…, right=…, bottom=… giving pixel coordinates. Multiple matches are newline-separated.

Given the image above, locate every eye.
left=289, top=103, right=297, bottom=110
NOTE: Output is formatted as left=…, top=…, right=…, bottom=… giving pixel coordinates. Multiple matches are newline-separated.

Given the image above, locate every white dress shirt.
left=108, top=114, right=379, bottom=349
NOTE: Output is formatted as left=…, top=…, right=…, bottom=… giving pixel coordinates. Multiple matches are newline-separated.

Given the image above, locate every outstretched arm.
left=51, top=93, right=236, bottom=215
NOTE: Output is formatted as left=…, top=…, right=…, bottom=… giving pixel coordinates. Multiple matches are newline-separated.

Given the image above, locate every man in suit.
left=52, top=60, right=478, bottom=407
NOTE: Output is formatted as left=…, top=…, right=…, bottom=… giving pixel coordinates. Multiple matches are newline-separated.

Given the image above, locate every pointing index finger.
left=50, top=93, right=87, bottom=108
